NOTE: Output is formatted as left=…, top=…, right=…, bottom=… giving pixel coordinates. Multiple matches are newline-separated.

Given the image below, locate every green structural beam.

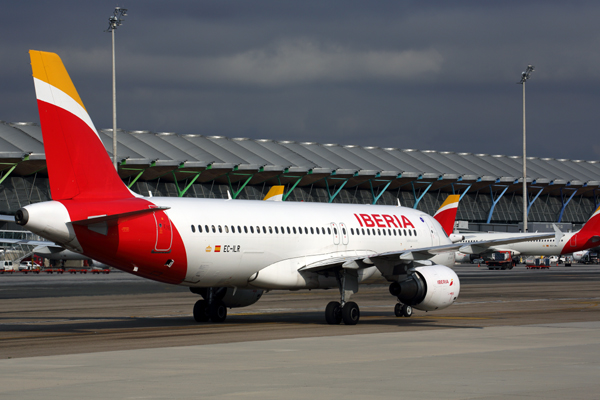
left=369, top=179, right=393, bottom=205
left=227, top=173, right=255, bottom=199
left=412, top=181, right=433, bottom=209
left=0, top=163, right=19, bottom=186
left=172, top=170, right=202, bottom=197
left=282, top=176, right=303, bottom=201
left=324, top=177, right=349, bottom=203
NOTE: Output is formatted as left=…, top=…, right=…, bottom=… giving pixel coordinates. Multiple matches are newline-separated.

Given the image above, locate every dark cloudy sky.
left=2, top=1, right=600, bottom=161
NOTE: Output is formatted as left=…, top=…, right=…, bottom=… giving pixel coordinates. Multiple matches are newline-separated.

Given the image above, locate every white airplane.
left=453, top=210, right=600, bottom=262
left=13, top=50, right=557, bottom=325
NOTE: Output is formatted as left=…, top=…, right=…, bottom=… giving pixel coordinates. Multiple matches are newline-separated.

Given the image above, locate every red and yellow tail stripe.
left=433, top=195, right=460, bottom=236
left=30, top=50, right=99, bottom=140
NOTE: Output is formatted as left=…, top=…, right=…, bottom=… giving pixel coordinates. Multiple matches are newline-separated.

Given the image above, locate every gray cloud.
left=2, top=1, right=600, bottom=161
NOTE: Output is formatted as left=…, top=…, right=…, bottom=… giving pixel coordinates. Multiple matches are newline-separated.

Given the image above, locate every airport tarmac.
left=1, top=264, right=599, bottom=399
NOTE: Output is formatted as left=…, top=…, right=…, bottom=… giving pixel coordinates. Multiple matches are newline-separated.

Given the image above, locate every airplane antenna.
left=105, top=6, right=128, bottom=171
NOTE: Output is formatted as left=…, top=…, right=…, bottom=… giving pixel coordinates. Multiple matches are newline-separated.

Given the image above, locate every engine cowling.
left=395, top=265, right=460, bottom=311
left=191, top=287, right=264, bottom=308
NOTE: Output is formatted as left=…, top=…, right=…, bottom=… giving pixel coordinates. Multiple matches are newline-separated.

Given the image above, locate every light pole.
left=105, top=6, right=128, bottom=170
left=518, top=65, right=534, bottom=232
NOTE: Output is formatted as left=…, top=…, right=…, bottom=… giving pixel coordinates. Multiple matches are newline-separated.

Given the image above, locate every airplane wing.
left=0, top=238, right=56, bottom=246
left=299, top=231, right=558, bottom=273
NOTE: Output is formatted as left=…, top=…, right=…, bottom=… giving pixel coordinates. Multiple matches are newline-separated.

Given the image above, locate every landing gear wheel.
left=394, top=303, right=403, bottom=317
left=342, top=301, right=360, bottom=325
left=325, top=301, right=342, bottom=325
left=209, top=300, right=227, bottom=323
left=193, top=299, right=209, bottom=322
left=401, top=304, right=413, bottom=318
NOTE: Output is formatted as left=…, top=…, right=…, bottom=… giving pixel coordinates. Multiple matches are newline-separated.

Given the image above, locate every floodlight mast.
left=105, top=6, right=128, bottom=170
left=518, top=65, right=534, bottom=232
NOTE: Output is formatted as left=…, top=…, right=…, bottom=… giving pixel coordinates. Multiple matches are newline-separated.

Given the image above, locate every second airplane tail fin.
left=30, top=50, right=133, bottom=201
left=568, top=206, right=600, bottom=250
left=433, top=194, right=460, bottom=236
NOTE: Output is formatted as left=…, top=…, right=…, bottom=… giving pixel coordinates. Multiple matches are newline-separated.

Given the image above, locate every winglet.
left=433, top=195, right=460, bottom=236
left=263, top=186, right=285, bottom=201
left=552, top=223, right=563, bottom=246
left=30, top=50, right=133, bottom=201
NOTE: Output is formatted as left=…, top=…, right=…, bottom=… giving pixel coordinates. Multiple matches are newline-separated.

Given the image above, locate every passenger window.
left=311, top=227, right=314, bottom=234
left=250, top=226, right=254, bottom=233
left=275, top=227, right=279, bottom=234
left=191, top=225, right=195, bottom=233
left=393, top=229, right=396, bottom=236
left=205, top=225, right=209, bottom=233
left=342, top=228, right=346, bottom=235
left=351, top=228, right=354, bottom=235
left=299, top=227, right=303, bottom=234
left=382, top=229, right=386, bottom=236
left=403, top=229, right=407, bottom=236
left=304, top=227, right=308, bottom=234
left=362, top=228, right=365, bottom=235
left=414, top=230, right=417, bottom=236
left=269, top=226, right=273, bottom=234
left=263, top=226, right=267, bottom=234
left=367, top=229, right=371, bottom=235
left=334, top=228, right=338, bottom=235
left=287, top=227, right=291, bottom=234
left=256, top=226, right=261, bottom=234
left=238, top=226, right=241, bottom=233
left=293, top=227, right=297, bottom=234
left=378, top=229, right=381, bottom=236
left=224, top=226, right=229, bottom=233
left=212, top=225, right=216, bottom=233
left=321, top=227, right=325, bottom=234
left=219, top=225, right=223, bottom=233
left=244, top=226, right=248, bottom=233
left=198, top=225, right=203, bottom=233
left=408, top=230, right=412, bottom=236
left=327, top=228, right=331, bottom=235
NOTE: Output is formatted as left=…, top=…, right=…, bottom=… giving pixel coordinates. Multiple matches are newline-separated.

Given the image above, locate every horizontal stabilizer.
left=70, top=207, right=170, bottom=226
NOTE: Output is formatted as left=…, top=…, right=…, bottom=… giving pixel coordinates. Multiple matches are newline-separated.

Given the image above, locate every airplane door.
left=153, top=210, right=173, bottom=253
left=330, top=222, right=340, bottom=245
left=339, top=222, right=349, bottom=245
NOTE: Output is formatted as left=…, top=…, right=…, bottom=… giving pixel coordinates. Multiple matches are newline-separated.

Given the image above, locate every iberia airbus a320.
left=15, top=51, right=556, bottom=325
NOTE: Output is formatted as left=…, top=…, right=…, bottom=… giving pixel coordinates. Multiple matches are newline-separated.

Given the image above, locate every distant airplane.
left=13, top=50, right=556, bottom=325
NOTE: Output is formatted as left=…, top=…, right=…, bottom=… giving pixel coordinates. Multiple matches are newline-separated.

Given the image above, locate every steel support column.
left=557, top=188, right=578, bottom=223
left=486, top=185, right=509, bottom=224
left=369, top=179, right=393, bottom=205
left=411, top=181, right=433, bottom=209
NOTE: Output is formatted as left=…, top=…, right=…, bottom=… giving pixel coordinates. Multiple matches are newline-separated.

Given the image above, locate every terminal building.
left=1, top=120, right=599, bottom=231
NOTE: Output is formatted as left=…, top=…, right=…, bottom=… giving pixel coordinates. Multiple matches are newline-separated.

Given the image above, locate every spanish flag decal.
left=215, top=245, right=222, bottom=253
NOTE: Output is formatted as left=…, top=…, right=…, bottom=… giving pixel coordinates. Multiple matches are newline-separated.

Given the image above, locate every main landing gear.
left=191, top=288, right=227, bottom=323
left=389, top=281, right=413, bottom=318
left=325, top=269, right=360, bottom=325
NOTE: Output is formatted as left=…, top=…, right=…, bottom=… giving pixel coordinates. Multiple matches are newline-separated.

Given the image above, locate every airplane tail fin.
left=433, top=194, right=460, bottom=236
left=263, top=185, right=285, bottom=201
left=30, top=50, right=133, bottom=201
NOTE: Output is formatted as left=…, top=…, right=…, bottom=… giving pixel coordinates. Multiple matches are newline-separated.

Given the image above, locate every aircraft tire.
left=401, top=304, right=413, bottom=318
left=325, top=301, right=342, bottom=324
left=394, top=303, right=403, bottom=317
left=209, top=300, right=227, bottom=323
left=342, top=302, right=360, bottom=325
left=193, top=299, right=210, bottom=322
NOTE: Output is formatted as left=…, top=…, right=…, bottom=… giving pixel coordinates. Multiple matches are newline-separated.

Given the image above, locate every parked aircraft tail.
left=433, top=195, right=460, bottom=236
left=30, top=50, right=132, bottom=201
left=566, top=206, right=600, bottom=252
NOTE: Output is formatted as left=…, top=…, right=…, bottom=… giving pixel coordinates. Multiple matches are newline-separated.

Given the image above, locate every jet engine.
left=391, top=265, right=460, bottom=311
left=191, top=287, right=264, bottom=308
